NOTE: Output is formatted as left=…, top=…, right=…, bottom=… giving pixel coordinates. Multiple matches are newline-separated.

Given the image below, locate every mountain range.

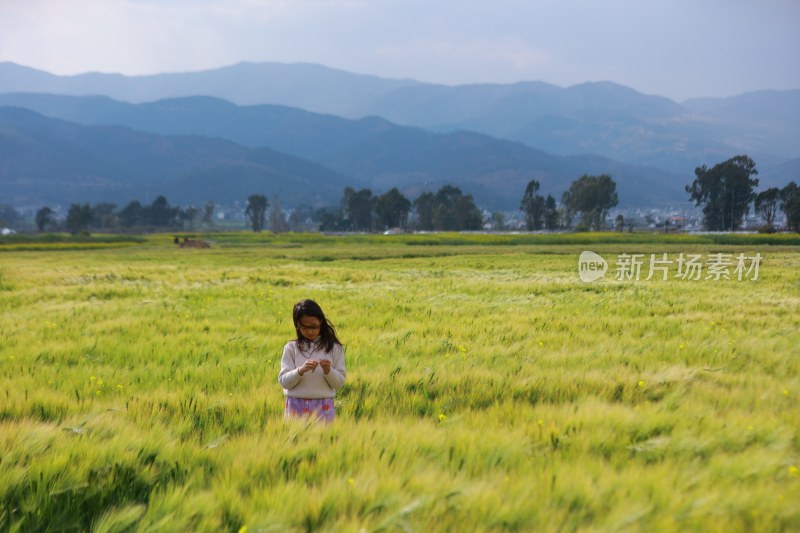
left=0, top=61, right=797, bottom=210
left=0, top=99, right=683, bottom=208
left=0, top=106, right=355, bottom=207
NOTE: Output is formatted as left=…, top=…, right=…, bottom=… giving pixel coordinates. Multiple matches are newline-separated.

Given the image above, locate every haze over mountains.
left=0, top=93, right=684, bottom=208
left=1, top=61, right=797, bottom=210
left=0, top=106, right=353, bottom=207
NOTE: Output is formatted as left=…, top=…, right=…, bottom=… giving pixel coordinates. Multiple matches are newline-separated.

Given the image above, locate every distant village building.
left=669, top=215, right=686, bottom=229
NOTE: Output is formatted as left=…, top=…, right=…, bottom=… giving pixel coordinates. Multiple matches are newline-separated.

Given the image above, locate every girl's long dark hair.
left=292, top=299, right=341, bottom=353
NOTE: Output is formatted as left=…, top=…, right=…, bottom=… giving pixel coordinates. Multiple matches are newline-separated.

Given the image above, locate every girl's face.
left=297, top=315, right=321, bottom=341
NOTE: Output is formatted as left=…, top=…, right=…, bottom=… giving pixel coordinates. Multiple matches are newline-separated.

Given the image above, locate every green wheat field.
left=1, top=232, right=799, bottom=532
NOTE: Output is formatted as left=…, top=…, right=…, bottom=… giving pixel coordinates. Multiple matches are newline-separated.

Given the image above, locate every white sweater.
left=278, top=339, right=346, bottom=399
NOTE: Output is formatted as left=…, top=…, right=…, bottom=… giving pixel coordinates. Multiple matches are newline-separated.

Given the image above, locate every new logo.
left=578, top=251, right=607, bottom=282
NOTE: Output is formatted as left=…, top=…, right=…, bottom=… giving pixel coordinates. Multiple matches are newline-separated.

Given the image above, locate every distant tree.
left=520, top=180, right=545, bottom=230
left=0, top=205, right=22, bottom=228
left=342, top=187, right=375, bottom=231
left=35, top=207, right=55, bottom=232
left=316, top=207, right=346, bottom=231
left=180, top=205, right=199, bottom=231
left=91, top=203, right=117, bottom=231
left=413, top=192, right=436, bottom=231
left=686, top=155, right=759, bottom=231
left=245, top=194, right=269, bottom=232
left=201, top=202, right=215, bottom=230
left=450, top=193, right=484, bottom=231
left=269, top=195, right=289, bottom=233
left=543, top=195, right=559, bottom=230
left=780, top=181, right=800, bottom=232
left=148, top=196, right=179, bottom=228
left=410, top=186, right=484, bottom=231
left=432, top=185, right=483, bottom=231
left=562, top=174, right=619, bottom=230
left=376, top=187, right=411, bottom=230
left=754, top=188, right=780, bottom=227
left=66, top=203, right=93, bottom=234
left=432, top=186, right=462, bottom=230
left=615, top=214, right=625, bottom=232
left=119, top=200, right=144, bottom=228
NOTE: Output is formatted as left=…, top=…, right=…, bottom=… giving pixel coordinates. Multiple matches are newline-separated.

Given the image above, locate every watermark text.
left=579, top=251, right=762, bottom=282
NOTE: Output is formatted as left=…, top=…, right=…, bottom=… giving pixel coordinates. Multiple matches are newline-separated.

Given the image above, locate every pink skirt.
left=284, top=397, right=335, bottom=423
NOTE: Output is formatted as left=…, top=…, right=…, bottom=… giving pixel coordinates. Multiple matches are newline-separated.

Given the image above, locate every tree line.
left=32, top=196, right=216, bottom=234
left=519, top=174, right=619, bottom=231
left=518, top=155, right=800, bottom=233
left=8, top=156, right=798, bottom=234
left=685, top=155, right=800, bottom=232
left=261, top=177, right=618, bottom=234
left=242, top=186, right=483, bottom=233
left=520, top=158, right=800, bottom=233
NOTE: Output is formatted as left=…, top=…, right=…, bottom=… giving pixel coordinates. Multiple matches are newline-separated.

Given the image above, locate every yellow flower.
left=783, top=389, right=790, bottom=397
left=347, top=478, right=355, bottom=485
left=238, top=527, right=247, bottom=533
left=438, top=413, right=447, bottom=423
left=638, top=380, right=645, bottom=388
left=789, top=466, right=798, bottom=477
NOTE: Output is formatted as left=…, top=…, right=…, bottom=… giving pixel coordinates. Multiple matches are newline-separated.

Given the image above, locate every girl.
left=278, top=299, right=346, bottom=422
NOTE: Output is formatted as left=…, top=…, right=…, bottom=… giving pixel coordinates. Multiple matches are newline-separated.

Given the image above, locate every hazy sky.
left=1, top=0, right=798, bottom=101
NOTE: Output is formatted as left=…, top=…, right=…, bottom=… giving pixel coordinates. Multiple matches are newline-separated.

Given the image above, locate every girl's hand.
left=319, top=359, right=331, bottom=374
left=298, top=360, right=319, bottom=375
